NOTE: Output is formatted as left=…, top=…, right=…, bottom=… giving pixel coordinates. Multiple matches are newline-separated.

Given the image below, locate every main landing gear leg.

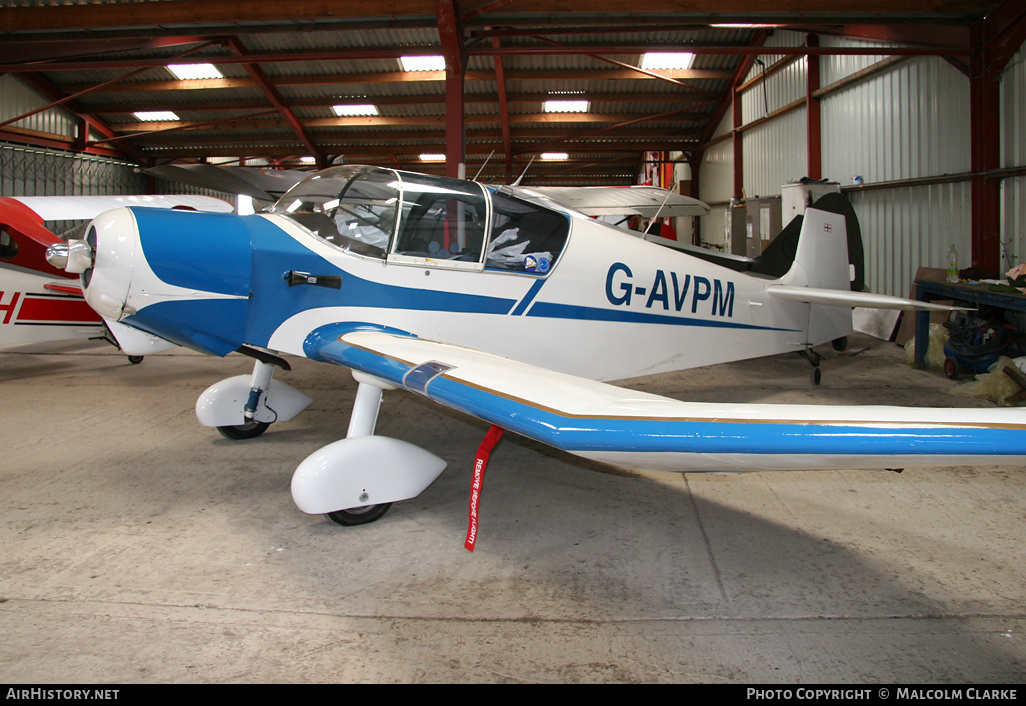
left=799, top=348, right=823, bottom=386
left=326, top=380, right=392, bottom=526
left=216, top=359, right=276, bottom=439
left=290, top=373, right=448, bottom=527
left=195, top=355, right=312, bottom=438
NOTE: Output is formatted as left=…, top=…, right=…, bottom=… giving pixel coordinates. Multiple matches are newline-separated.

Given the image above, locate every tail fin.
left=753, top=192, right=864, bottom=292
left=756, top=192, right=865, bottom=348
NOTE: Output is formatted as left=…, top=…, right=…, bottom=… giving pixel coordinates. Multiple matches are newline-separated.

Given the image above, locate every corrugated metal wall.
left=849, top=182, right=971, bottom=298
left=743, top=108, right=808, bottom=198
left=0, top=142, right=143, bottom=197
left=0, top=141, right=147, bottom=237
left=740, top=33, right=810, bottom=198
left=0, top=74, right=78, bottom=139
left=697, top=31, right=1026, bottom=298
left=1001, top=43, right=1026, bottom=273
left=821, top=37, right=973, bottom=297
left=821, top=44, right=971, bottom=183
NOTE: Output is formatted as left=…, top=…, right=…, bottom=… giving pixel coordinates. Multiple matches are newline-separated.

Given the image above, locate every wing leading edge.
left=509, top=185, right=711, bottom=218
left=306, top=327, right=1026, bottom=474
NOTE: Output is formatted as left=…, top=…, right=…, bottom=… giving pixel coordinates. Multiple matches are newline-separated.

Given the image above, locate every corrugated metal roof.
left=0, top=2, right=1006, bottom=185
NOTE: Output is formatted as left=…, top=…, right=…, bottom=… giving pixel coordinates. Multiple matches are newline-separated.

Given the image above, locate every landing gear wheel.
left=831, top=336, right=848, bottom=352
left=326, top=502, right=393, bottom=526
left=944, top=356, right=960, bottom=380
left=217, top=420, right=270, bottom=440
left=127, top=355, right=144, bottom=364
left=811, top=367, right=822, bottom=385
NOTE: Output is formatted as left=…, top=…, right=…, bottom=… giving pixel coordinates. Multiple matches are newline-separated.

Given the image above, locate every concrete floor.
left=1, top=332, right=1025, bottom=684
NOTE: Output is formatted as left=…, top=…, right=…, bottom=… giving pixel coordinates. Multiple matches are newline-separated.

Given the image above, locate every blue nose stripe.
left=131, top=207, right=252, bottom=296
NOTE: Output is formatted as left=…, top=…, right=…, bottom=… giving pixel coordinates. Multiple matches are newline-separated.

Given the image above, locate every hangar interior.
left=2, top=0, right=1026, bottom=684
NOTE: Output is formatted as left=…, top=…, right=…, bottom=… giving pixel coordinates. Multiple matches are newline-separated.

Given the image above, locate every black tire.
left=811, top=367, right=822, bottom=385
left=831, top=337, right=848, bottom=352
left=216, top=420, right=271, bottom=440
left=127, top=355, right=144, bottom=364
left=326, top=503, right=393, bottom=526
left=944, top=357, right=960, bottom=380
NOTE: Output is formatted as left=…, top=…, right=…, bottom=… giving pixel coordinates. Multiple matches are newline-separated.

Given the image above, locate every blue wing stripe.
left=308, top=327, right=1026, bottom=460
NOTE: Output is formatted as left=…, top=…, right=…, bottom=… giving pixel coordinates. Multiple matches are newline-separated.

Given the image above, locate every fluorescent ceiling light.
left=641, top=52, right=695, bottom=70
left=543, top=100, right=589, bottom=113
left=419, top=153, right=446, bottom=161
left=133, top=110, right=179, bottom=121
left=299, top=156, right=316, bottom=164
left=541, top=152, right=569, bottom=160
left=167, top=63, right=223, bottom=80
left=333, top=104, right=379, bottom=116
left=401, top=55, right=446, bottom=72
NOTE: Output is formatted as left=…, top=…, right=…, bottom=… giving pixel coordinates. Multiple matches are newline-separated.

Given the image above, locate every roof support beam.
left=6, top=71, right=150, bottom=164
left=517, top=105, right=712, bottom=158
left=226, top=37, right=324, bottom=167
left=805, top=34, right=822, bottom=181
left=732, top=85, right=743, bottom=203
left=967, top=0, right=1025, bottom=274
left=437, top=0, right=466, bottom=179
left=0, top=1, right=995, bottom=34
left=696, top=30, right=768, bottom=154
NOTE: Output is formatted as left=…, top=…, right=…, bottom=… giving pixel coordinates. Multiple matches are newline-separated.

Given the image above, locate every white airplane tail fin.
left=758, top=193, right=865, bottom=346
left=783, top=207, right=855, bottom=290
left=758, top=192, right=864, bottom=292
left=761, top=194, right=968, bottom=347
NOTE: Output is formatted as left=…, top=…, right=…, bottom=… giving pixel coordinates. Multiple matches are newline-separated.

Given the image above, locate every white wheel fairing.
left=195, top=375, right=313, bottom=427
left=291, top=435, right=447, bottom=514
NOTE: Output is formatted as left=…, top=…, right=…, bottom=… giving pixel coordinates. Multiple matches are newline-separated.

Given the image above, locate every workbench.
left=913, top=277, right=1026, bottom=370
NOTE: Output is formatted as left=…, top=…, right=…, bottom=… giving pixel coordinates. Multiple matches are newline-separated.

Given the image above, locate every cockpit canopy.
left=269, top=165, right=568, bottom=275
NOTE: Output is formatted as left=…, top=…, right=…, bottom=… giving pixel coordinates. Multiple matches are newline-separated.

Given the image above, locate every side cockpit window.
left=391, top=174, right=488, bottom=265
left=485, top=191, right=568, bottom=275
left=0, top=229, right=17, bottom=260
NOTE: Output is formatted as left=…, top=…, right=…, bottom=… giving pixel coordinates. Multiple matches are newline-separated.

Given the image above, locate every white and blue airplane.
left=45, top=165, right=1026, bottom=526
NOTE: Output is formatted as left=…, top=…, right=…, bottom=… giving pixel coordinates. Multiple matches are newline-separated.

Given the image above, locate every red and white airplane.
left=0, top=194, right=233, bottom=356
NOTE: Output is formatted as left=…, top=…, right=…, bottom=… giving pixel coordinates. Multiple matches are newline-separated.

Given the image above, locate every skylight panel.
left=133, top=111, right=179, bottom=121
left=332, top=104, right=380, bottom=117
left=400, top=55, right=446, bottom=72
left=543, top=100, right=589, bottom=113
left=641, top=52, right=695, bottom=70
left=167, top=63, right=223, bottom=80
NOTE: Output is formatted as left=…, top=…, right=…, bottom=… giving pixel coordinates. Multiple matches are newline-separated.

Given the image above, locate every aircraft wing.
left=767, top=285, right=966, bottom=311
left=308, top=327, right=1026, bottom=473
left=10, top=194, right=234, bottom=221
left=144, top=164, right=309, bottom=202
left=509, top=185, right=711, bottom=218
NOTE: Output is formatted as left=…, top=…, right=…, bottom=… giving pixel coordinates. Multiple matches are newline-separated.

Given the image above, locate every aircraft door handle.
left=285, top=270, right=342, bottom=289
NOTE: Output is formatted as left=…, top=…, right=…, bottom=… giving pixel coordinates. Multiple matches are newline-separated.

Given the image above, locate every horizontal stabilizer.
left=307, top=328, right=1026, bottom=474
left=768, top=285, right=966, bottom=311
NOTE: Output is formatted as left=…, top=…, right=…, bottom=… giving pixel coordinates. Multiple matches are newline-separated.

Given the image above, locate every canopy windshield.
left=270, top=166, right=567, bottom=275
